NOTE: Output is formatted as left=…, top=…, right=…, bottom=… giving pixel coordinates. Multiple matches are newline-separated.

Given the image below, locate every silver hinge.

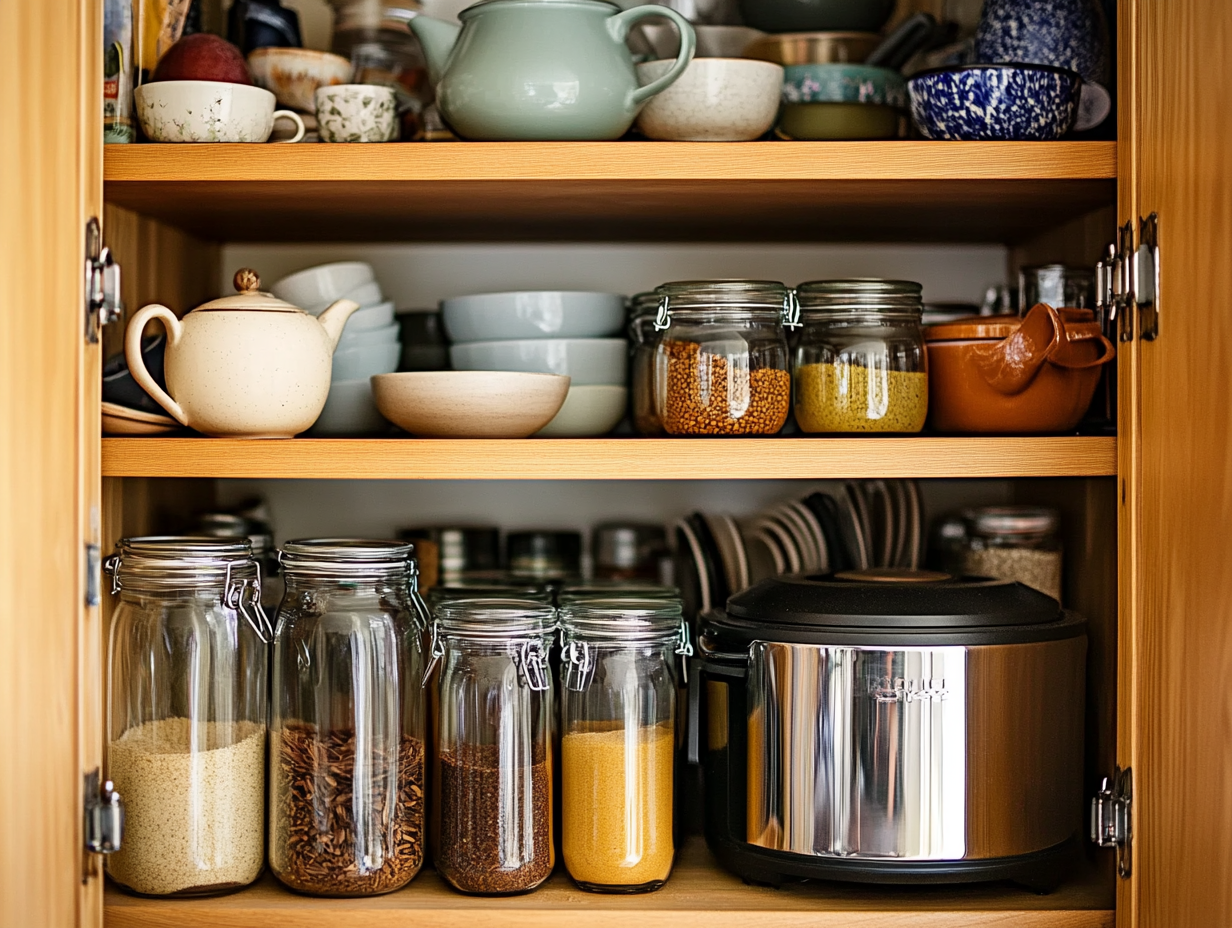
left=1091, top=765, right=1132, bottom=879
left=1096, top=215, right=1159, bottom=344
left=84, top=217, right=123, bottom=344
left=85, top=543, right=101, bottom=608
left=1137, top=212, right=1160, bottom=341
left=83, top=768, right=124, bottom=855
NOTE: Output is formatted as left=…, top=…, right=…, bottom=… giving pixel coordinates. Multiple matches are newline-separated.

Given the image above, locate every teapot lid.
left=192, top=269, right=305, bottom=314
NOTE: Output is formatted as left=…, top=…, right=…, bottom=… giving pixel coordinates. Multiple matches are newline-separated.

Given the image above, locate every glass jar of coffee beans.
left=651, top=280, right=794, bottom=437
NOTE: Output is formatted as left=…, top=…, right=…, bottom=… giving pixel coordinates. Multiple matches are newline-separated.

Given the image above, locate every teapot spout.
left=318, top=298, right=362, bottom=352
left=409, top=14, right=462, bottom=85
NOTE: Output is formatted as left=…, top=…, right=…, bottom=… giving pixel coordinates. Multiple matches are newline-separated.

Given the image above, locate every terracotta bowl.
left=371, top=371, right=569, bottom=438
left=248, top=47, right=353, bottom=112
left=924, top=305, right=1114, bottom=434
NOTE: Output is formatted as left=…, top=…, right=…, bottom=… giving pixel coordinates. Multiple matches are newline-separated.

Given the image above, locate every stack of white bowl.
left=444, top=290, right=629, bottom=437
left=270, top=261, right=400, bottom=436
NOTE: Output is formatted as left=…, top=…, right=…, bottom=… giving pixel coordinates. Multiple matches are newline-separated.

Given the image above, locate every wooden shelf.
left=102, top=142, right=1116, bottom=243
left=101, top=436, right=1117, bottom=480
left=103, top=839, right=1113, bottom=928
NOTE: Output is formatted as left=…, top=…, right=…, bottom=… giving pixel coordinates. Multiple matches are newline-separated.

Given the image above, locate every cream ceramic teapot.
left=125, top=268, right=360, bottom=438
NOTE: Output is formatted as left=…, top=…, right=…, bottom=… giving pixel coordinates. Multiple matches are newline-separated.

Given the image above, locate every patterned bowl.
left=907, top=64, right=1082, bottom=141
left=782, top=64, right=906, bottom=107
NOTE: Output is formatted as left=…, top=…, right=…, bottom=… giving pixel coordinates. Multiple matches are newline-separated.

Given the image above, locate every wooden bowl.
left=371, top=371, right=570, bottom=438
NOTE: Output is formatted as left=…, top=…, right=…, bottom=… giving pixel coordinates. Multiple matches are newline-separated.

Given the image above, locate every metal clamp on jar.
left=793, top=279, right=928, bottom=433
left=652, top=280, right=795, bottom=436
left=103, top=537, right=272, bottom=897
left=427, top=598, right=558, bottom=895
left=268, top=539, right=429, bottom=897
left=558, top=597, right=691, bottom=894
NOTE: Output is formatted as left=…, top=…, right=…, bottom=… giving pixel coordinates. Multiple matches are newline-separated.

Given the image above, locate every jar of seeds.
left=960, top=507, right=1063, bottom=602
left=269, top=540, right=429, bottom=897
left=104, top=537, right=272, bottom=897
left=793, top=280, right=928, bottom=433
left=429, top=598, right=557, bottom=895
left=651, top=281, right=794, bottom=437
left=559, top=597, right=690, bottom=893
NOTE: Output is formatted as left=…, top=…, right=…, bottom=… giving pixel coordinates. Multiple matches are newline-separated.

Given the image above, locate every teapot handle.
left=611, top=5, right=696, bottom=110
left=126, top=304, right=188, bottom=426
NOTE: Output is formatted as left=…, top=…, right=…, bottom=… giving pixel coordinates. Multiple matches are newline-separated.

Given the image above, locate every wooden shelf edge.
left=100, top=437, right=1118, bottom=480
left=104, top=841, right=1113, bottom=928
left=103, top=141, right=1118, bottom=183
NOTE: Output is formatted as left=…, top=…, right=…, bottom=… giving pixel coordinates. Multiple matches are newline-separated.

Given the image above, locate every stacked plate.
left=674, top=480, right=923, bottom=618
left=271, top=262, right=400, bottom=436
left=444, top=290, right=629, bottom=437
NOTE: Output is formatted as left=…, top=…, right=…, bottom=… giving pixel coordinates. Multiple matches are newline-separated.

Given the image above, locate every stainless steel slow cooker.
left=695, top=569, right=1086, bottom=890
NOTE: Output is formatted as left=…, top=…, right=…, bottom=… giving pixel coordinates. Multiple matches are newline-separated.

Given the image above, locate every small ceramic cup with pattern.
left=315, top=84, right=399, bottom=143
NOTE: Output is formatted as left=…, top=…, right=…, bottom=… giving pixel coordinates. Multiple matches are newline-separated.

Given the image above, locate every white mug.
left=135, top=80, right=305, bottom=143
left=315, top=84, right=399, bottom=143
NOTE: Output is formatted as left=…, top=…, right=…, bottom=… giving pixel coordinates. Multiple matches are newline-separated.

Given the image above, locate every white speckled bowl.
left=635, top=58, right=784, bottom=142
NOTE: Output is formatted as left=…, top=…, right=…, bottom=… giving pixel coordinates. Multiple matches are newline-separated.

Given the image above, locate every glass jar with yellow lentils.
left=792, top=280, right=928, bottom=434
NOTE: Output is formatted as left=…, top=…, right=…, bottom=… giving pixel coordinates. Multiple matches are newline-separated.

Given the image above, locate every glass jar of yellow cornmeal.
left=793, top=279, right=928, bottom=433
left=558, top=597, right=691, bottom=893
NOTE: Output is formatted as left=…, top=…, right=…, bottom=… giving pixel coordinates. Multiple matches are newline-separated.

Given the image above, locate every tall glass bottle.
left=268, top=539, right=428, bottom=896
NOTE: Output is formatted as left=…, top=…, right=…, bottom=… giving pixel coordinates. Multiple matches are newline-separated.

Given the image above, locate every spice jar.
left=269, top=539, right=429, bottom=897
left=628, top=292, right=665, bottom=436
left=793, top=280, right=928, bottom=433
left=104, top=537, right=272, bottom=897
left=960, top=507, right=1063, bottom=602
left=430, top=599, right=557, bottom=895
left=651, top=281, right=794, bottom=436
left=559, top=598, right=690, bottom=893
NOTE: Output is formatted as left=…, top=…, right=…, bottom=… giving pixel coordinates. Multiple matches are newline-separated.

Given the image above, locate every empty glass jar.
left=268, top=539, right=428, bottom=897
left=559, top=597, right=690, bottom=893
left=431, top=598, right=557, bottom=894
left=652, top=281, right=794, bottom=436
left=628, top=292, right=665, bottom=436
left=793, top=279, right=928, bottom=433
left=104, top=537, right=272, bottom=897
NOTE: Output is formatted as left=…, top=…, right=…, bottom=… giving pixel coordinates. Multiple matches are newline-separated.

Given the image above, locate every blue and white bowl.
left=907, top=64, right=1082, bottom=141
left=976, top=0, right=1109, bottom=86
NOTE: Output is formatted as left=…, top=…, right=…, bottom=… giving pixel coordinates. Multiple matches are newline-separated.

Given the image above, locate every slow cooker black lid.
left=721, top=569, right=1062, bottom=633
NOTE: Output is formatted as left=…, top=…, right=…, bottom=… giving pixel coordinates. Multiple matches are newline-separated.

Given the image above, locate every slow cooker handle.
left=688, top=658, right=748, bottom=766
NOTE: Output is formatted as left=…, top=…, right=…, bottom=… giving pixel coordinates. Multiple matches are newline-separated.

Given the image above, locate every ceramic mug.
left=315, top=84, right=399, bottom=142
left=134, top=80, right=305, bottom=143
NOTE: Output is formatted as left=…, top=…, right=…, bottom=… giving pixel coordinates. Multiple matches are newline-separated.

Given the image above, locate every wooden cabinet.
left=1, top=1, right=1229, bottom=926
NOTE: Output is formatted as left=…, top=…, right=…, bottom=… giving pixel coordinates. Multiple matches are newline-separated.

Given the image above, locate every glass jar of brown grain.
left=961, top=506, right=1063, bottom=603
left=651, top=281, right=794, bottom=437
left=793, top=279, right=928, bottom=434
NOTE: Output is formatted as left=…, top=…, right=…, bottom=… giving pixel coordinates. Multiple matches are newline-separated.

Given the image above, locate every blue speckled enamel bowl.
left=907, top=64, right=1082, bottom=141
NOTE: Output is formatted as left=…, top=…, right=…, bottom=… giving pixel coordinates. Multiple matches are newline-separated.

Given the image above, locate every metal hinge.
left=85, top=543, right=101, bottom=607
left=83, top=768, right=124, bottom=856
left=1096, top=214, right=1159, bottom=344
left=84, top=217, right=123, bottom=344
left=1091, top=765, right=1132, bottom=878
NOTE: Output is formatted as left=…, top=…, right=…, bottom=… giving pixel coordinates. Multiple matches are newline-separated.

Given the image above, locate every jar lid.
left=970, top=506, right=1059, bottom=536
left=435, top=597, right=557, bottom=640
left=796, top=279, right=923, bottom=315
left=655, top=280, right=790, bottom=310
left=559, top=597, right=685, bottom=644
left=280, top=538, right=414, bottom=576
left=924, top=308, right=1097, bottom=341
left=703, top=570, right=1080, bottom=647
left=106, top=536, right=258, bottom=589
left=629, top=291, right=659, bottom=317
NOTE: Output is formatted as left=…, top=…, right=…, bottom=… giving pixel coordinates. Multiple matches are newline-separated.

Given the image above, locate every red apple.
left=152, top=33, right=253, bottom=85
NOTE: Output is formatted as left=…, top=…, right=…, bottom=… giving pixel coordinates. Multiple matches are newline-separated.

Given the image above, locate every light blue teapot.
left=411, top=0, right=696, bottom=141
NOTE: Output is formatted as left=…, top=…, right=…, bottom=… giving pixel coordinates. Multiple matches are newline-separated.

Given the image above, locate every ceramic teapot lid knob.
left=233, top=268, right=261, bottom=294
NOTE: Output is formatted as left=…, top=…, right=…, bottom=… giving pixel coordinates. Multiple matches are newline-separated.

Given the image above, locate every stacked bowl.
left=444, top=290, right=629, bottom=437
left=270, top=261, right=399, bottom=436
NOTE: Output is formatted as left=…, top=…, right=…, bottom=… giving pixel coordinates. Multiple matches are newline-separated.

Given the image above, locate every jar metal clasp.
left=782, top=289, right=801, bottom=330
left=676, top=617, right=694, bottom=683
left=517, top=640, right=551, bottom=692
left=562, top=638, right=595, bottom=693
left=653, top=295, right=672, bottom=331
left=421, top=620, right=445, bottom=686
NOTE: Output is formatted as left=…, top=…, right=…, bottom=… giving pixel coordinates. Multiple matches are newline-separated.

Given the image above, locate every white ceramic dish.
left=101, top=402, right=180, bottom=436
left=638, top=23, right=765, bottom=59
left=635, top=58, right=783, bottom=141
left=332, top=341, right=401, bottom=381
left=135, top=80, right=305, bottom=143
left=372, top=371, right=570, bottom=438
left=340, top=300, right=395, bottom=332
left=450, top=337, right=628, bottom=385
left=271, top=262, right=375, bottom=309
left=304, top=281, right=385, bottom=315
left=339, top=322, right=400, bottom=349
left=308, top=378, right=390, bottom=436
left=441, top=291, right=626, bottom=343
left=248, top=47, right=353, bottom=112
left=534, top=384, right=627, bottom=437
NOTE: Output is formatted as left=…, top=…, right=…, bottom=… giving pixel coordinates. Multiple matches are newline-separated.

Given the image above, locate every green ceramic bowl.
left=781, top=63, right=907, bottom=107
left=776, top=102, right=903, bottom=140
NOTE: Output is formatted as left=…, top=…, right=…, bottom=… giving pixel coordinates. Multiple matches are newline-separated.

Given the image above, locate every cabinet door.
left=0, top=1, right=103, bottom=926
left=1125, top=0, right=1232, bottom=925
